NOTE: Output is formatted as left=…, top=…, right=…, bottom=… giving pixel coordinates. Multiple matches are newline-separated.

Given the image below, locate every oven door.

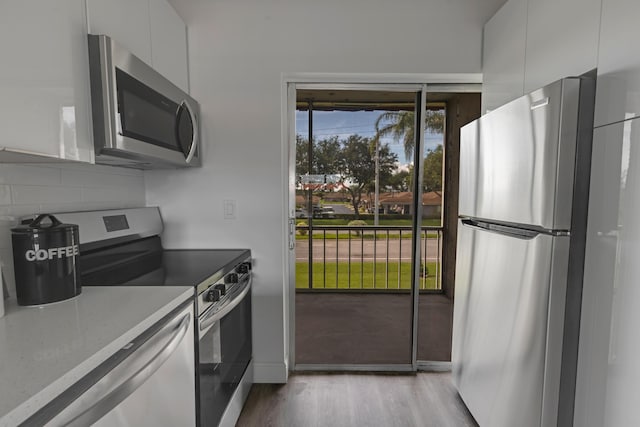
left=198, top=277, right=252, bottom=427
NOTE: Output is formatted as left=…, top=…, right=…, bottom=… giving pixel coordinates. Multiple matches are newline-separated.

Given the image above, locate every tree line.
left=296, top=135, right=443, bottom=218
left=296, top=134, right=397, bottom=216
left=297, top=109, right=445, bottom=218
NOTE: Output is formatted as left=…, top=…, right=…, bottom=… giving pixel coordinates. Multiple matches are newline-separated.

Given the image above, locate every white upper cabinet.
left=481, top=0, right=527, bottom=114
left=87, top=0, right=189, bottom=92
left=0, top=0, right=189, bottom=164
left=149, top=0, right=189, bottom=92
left=86, top=0, right=152, bottom=65
left=0, top=0, right=94, bottom=163
left=523, top=0, right=602, bottom=93
left=594, top=0, right=640, bottom=127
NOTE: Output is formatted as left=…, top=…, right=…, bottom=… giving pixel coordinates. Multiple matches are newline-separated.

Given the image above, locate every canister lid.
left=11, top=214, right=78, bottom=234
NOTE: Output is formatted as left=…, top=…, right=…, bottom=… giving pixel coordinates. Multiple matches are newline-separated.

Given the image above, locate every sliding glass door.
left=291, top=85, right=426, bottom=368
left=287, top=83, right=480, bottom=370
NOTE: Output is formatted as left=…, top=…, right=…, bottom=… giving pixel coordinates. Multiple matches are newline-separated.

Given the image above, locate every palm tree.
left=373, top=109, right=445, bottom=162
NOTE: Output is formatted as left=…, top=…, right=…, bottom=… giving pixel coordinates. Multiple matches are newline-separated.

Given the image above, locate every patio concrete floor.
left=295, top=292, right=453, bottom=365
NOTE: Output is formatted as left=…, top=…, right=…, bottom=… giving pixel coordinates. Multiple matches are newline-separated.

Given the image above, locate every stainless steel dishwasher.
left=23, top=299, right=196, bottom=426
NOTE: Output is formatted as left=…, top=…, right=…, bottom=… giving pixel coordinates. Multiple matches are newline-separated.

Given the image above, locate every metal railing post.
left=398, top=229, right=402, bottom=289
left=335, top=227, right=339, bottom=288
left=360, top=229, right=364, bottom=289
left=323, top=229, right=327, bottom=288
left=373, top=230, right=377, bottom=289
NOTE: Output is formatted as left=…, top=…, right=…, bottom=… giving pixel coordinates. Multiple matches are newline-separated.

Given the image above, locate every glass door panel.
left=416, top=92, right=481, bottom=363
left=293, top=88, right=419, bottom=366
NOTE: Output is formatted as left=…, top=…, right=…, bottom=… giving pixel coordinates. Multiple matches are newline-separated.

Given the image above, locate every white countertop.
left=0, top=286, right=194, bottom=426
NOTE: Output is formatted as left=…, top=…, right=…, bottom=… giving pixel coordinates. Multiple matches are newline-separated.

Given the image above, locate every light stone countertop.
left=0, top=286, right=194, bottom=426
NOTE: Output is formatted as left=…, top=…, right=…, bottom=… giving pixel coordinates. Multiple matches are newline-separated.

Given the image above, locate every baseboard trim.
left=253, top=362, right=289, bottom=383
left=417, top=361, right=451, bottom=372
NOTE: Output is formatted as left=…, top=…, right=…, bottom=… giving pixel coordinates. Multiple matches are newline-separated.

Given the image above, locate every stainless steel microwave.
left=87, top=34, right=200, bottom=169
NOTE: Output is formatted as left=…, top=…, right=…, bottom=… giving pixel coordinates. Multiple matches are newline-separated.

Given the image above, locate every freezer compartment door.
left=452, top=220, right=569, bottom=427
left=459, top=77, right=588, bottom=230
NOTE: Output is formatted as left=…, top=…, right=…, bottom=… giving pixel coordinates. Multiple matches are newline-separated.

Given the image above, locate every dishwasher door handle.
left=55, top=311, right=191, bottom=427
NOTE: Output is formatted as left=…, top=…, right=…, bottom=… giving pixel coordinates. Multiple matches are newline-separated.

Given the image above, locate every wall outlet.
left=224, top=200, right=236, bottom=219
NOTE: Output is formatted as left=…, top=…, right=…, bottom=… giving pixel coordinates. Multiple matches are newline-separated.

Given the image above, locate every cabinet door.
left=0, top=0, right=93, bottom=162
left=481, top=0, right=527, bottom=114
left=575, top=117, right=640, bottom=427
left=594, top=0, right=640, bottom=127
left=86, top=0, right=152, bottom=65
left=149, top=0, right=189, bottom=92
left=523, top=0, right=602, bottom=93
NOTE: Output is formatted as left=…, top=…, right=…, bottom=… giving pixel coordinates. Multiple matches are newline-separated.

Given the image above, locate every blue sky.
left=295, top=110, right=443, bottom=167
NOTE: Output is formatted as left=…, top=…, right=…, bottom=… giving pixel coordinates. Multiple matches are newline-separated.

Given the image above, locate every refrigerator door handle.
left=461, top=218, right=541, bottom=240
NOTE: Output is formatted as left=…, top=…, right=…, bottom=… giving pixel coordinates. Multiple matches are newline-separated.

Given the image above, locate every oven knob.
left=204, top=289, right=221, bottom=302
left=225, top=273, right=239, bottom=284
left=214, top=284, right=227, bottom=296
left=236, top=263, right=251, bottom=274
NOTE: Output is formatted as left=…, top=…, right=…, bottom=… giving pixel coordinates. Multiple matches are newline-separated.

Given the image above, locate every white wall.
left=148, top=0, right=503, bottom=382
left=0, top=163, right=145, bottom=298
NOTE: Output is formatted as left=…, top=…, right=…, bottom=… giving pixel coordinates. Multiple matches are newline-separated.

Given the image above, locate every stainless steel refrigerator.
left=452, top=76, right=596, bottom=427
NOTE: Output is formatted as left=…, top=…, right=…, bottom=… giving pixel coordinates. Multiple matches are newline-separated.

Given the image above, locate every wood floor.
left=236, top=372, right=477, bottom=427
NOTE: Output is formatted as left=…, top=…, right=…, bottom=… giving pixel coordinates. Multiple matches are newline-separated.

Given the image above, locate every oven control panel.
left=197, top=257, right=252, bottom=316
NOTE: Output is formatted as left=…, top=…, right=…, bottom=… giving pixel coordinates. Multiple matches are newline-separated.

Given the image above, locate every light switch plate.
left=224, top=200, right=236, bottom=219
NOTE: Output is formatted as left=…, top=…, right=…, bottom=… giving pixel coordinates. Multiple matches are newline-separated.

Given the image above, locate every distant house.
left=378, top=191, right=442, bottom=219
left=322, top=191, right=351, bottom=203
left=299, top=182, right=344, bottom=192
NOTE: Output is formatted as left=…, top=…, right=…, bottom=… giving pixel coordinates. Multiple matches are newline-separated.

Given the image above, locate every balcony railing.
left=295, top=225, right=442, bottom=292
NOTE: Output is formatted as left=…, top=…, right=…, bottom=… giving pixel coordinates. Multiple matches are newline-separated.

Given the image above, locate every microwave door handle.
left=180, top=100, right=198, bottom=164
left=54, top=312, right=191, bottom=427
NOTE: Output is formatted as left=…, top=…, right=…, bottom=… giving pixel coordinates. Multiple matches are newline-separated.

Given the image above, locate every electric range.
left=28, top=207, right=253, bottom=427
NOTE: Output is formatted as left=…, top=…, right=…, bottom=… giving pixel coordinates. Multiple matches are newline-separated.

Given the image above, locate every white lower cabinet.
left=0, top=0, right=94, bottom=163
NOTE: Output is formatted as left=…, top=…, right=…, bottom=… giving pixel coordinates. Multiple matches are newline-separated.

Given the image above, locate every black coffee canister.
left=11, top=214, right=81, bottom=306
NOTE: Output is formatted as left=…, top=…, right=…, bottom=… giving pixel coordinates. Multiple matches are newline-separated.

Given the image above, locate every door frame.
left=281, top=73, right=482, bottom=373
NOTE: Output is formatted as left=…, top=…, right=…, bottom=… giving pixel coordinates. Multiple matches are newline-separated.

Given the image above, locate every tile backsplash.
left=0, top=162, right=146, bottom=298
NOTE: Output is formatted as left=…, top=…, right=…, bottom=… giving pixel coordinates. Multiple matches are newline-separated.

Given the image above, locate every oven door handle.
left=200, top=276, right=251, bottom=332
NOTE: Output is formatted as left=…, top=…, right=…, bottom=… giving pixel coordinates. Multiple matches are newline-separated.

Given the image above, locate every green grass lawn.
left=296, top=261, right=440, bottom=290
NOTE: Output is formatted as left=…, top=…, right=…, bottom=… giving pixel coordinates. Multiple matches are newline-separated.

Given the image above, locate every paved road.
left=295, top=237, right=441, bottom=261
left=324, top=204, right=352, bottom=214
